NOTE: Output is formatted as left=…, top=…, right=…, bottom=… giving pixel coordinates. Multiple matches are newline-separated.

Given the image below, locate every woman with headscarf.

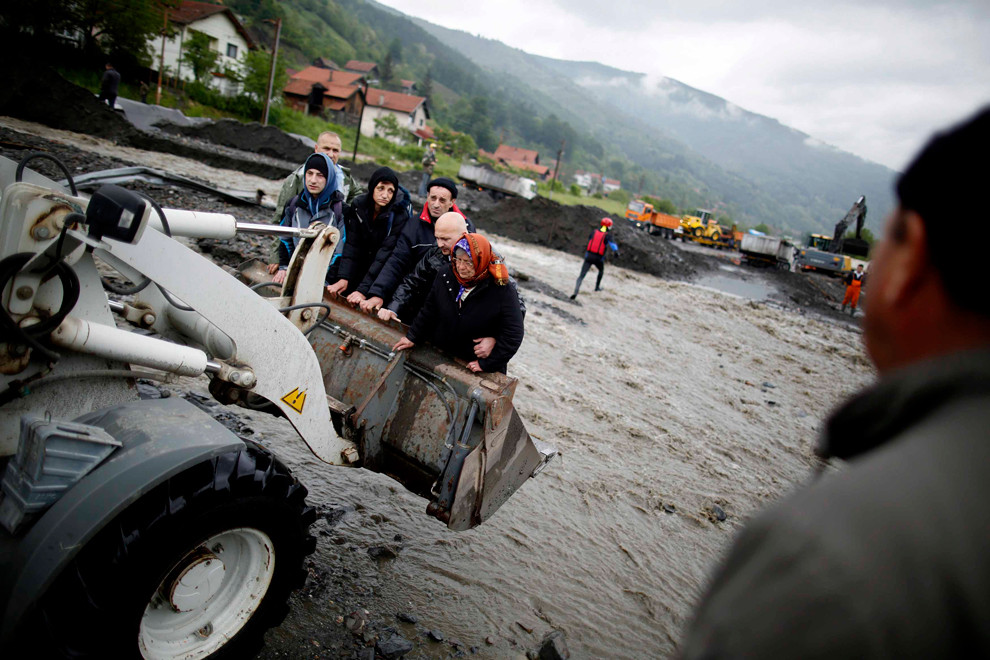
left=330, top=167, right=409, bottom=298
left=393, top=233, right=524, bottom=374
left=273, top=152, right=345, bottom=285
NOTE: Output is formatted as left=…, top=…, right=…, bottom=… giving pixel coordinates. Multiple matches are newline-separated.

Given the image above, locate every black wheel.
left=24, top=442, right=316, bottom=659
left=711, top=232, right=721, bottom=243
left=693, top=227, right=704, bottom=238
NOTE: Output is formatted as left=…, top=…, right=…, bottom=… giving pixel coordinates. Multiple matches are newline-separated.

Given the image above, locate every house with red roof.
left=360, top=88, right=430, bottom=145
left=282, top=66, right=367, bottom=122
left=344, top=60, right=380, bottom=80
left=492, top=144, right=550, bottom=178
left=147, top=1, right=255, bottom=96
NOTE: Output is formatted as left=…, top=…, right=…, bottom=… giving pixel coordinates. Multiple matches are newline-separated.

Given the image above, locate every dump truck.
left=458, top=163, right=538, bottom=200
left=0, top=153, right=554, bottom=658
left=740, top=233, right=795, bottom=269
left=625, top=200, right=682, bottom=239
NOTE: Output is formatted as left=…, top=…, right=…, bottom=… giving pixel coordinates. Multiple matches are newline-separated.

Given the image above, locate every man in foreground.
left=681, top=107, right=990, bottom=658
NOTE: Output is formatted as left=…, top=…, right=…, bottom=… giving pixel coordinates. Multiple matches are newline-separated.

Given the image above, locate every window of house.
left=227, top=43, right=238, bottom=58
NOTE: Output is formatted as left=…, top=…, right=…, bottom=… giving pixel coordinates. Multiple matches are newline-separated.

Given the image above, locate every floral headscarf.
left=452, top=233, right=509, bottom=288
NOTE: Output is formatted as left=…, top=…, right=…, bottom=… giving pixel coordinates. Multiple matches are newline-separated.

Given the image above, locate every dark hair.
left=366, top=167, right=398, bottom=216
left=897, top=106, right=990, bottom=315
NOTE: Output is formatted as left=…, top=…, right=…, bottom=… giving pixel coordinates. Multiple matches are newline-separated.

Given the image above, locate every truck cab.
left=625, top=200, right=653, bottom=227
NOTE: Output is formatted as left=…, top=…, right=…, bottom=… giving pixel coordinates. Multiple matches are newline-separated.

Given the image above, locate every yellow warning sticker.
left=281, top=388, right=306, bottom=414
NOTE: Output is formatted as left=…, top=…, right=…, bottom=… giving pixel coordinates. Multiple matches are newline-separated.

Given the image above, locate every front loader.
left=0, top=154, right=554, bottom=659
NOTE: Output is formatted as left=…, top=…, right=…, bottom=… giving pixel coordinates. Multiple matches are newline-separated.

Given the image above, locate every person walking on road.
left=570, top=217, right=618, bottom=300
left=841, top=263, right=866, bottom=315
left=98, top=63, right=120, bottom=109
left=681, top=106, right=990, bottom=660
left=419, top=143, right=437, bottom=196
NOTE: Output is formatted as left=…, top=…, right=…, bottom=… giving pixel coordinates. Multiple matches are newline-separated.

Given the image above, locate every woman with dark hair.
left=393, top=233, right=524, bottom=374
left=329, top=167, right=409, bottom=298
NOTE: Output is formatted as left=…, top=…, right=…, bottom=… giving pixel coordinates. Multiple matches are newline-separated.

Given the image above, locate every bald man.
left=379, top=212, right=525, bottom=361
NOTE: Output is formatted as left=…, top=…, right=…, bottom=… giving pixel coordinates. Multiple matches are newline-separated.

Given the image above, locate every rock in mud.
left=345, top=610, right=369, bottom=635
left=377, top=632, right=415, bottom=659
left=707, top=504, right=727, bottom=522
left=396, top=612, right=418, bottom=624
left=539, top=631, right=570, bottom=660
left=427, top=629, right=445, bottom=642
left=367, top=543, right=402, bottom=560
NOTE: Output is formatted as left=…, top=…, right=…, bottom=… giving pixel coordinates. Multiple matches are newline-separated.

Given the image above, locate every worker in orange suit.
left=842, top=264, right=867, bottom=315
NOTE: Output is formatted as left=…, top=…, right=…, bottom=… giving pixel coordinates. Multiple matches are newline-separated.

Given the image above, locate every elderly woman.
left=327, top=167, right=409, bottom=298
left=393, top=233, right=524, bottom=373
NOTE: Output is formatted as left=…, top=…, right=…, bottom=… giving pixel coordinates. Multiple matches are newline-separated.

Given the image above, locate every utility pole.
left=261, top=17, right=282, bottom=126
left=546, top=139, right=566, bottom=243
left=156, top=7, right=168, bottom=106
left=352, top=82, right=369, bottom=164
left=547, top=139, right=565, bottom=201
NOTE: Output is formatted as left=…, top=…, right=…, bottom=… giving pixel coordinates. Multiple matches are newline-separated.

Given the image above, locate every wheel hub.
left=167, top=547, right=225, bottom=612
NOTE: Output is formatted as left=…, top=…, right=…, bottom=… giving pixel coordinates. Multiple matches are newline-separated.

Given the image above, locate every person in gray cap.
left=681, top=106, right=990, bottom=659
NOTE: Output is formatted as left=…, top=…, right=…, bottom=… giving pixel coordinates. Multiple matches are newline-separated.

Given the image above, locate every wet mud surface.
left=2, top=108, right=874, bottom=658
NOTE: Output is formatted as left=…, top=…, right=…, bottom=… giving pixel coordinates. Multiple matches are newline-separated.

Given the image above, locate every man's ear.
left=887, top=210, right=934, bottom=307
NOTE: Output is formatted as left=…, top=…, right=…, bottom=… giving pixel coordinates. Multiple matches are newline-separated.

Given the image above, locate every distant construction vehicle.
left=795, top=196, right=869, bottom=275
left=740, top=233, right=795, bottom=269
left=457, top=163, right=538, bottom=200
left=625, top=200, right=681, bottom=238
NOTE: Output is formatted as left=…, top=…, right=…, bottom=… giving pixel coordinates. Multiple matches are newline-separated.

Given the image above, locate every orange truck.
left=625, top=200, right=682, bottom=239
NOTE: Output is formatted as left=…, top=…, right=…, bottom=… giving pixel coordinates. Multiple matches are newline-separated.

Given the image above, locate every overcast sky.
left=375, top=0, right=989, bottom=171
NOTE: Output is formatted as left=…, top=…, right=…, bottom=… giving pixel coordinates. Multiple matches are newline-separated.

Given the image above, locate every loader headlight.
left=86, top=184, right=147, bottom=244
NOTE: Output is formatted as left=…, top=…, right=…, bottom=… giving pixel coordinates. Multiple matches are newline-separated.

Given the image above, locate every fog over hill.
left=408, top=14, right=897, bottom=238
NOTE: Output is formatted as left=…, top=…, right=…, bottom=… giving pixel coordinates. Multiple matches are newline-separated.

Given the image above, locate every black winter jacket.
left=337, top=193, right=409, bottom=294
left=407, top=264, right=524, bottom=374
left=388, top=245, right=527, bottom=323
left=366, top=206, right=473, bottom=303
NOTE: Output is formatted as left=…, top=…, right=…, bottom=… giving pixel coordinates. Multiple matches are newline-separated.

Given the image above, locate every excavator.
left=796, top=196, right=869, bottom=275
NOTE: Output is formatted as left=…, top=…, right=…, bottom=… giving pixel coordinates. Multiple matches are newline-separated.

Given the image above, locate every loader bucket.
left=237, top=260, right=554, bottom=530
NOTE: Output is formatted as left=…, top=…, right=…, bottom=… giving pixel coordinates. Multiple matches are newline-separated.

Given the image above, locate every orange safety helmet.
left=600, top=217, right=613, bottom=228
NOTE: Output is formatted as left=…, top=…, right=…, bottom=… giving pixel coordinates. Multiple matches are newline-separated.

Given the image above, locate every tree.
left=569, top=183, right=582, bottom=196
left=181, top=30, right=219, bottom=83
left=373, top=113, right=406, bottom=142
left=419, top=68, right=433, bottom=103
left=753, top=223, right=772, bottom=234
left=387, top=38, right=402, bottom=63
left=433, top=126, right=477, bottom=160
left=242, top=48, right=287, bottom=101
left=608, top=188, right=631, bottom=205
left=380, top=52, right=394, bottom=85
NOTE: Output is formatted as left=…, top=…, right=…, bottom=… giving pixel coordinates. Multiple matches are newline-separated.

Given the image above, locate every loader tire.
left=23, top=442, right=316, bottom=660
left=693, top=227, right=704, bottom=238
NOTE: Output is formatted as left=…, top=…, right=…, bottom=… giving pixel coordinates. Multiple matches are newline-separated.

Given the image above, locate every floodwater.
left=244, top=237, right=874, bottom=658
left=5, top=117, right=872, bottom=656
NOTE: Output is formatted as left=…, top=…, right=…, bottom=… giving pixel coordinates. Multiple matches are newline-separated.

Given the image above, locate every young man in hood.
left=272, top=152, right=346, bottom=285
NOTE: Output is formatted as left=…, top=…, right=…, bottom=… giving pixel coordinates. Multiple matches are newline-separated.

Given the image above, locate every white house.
left=359, top=88, right=430, bottom=145
left=147, top=1, right=255, bottom=96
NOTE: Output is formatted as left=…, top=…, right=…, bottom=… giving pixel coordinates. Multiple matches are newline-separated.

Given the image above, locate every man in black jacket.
left=352, top=178, right=471, bottom=314
left=98, top=63, right=120, bottom=108
left=681, top=107, right=990, bottom=659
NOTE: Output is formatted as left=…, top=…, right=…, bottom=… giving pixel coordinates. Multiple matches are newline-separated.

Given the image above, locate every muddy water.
left=241, top=236, right=875, bottom=658
left=6, top=118, right=873, bottom=656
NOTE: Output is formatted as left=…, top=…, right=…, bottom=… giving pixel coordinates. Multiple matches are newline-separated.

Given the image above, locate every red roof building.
left=491, top=144, right=549, bottom=178
left=344, top=60, right=380, bottom=78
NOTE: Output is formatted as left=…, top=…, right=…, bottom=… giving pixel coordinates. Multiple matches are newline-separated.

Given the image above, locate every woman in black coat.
left=327, top=167, right=409, bottom=298
left=393, top=233, right=524, bottom=374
